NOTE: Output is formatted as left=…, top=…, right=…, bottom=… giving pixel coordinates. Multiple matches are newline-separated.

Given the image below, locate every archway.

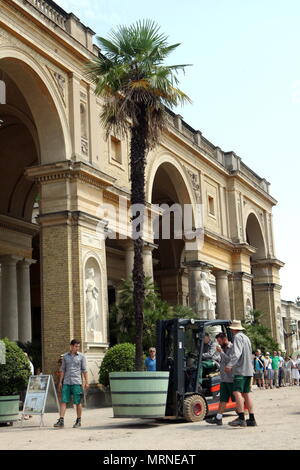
left=246, top=213, right=266, bottom=261
left=150, top=160, right=194, bottom=305
left=0, top=54, right=69, bottom=349
left=0, top=52, right=70, bottom=163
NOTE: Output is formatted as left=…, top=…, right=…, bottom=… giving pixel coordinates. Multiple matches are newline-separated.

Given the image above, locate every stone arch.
left=245, top=212, right=267, bottom=260
left=147, top=153, right=200, bottom=305
left=0, top=47, right=71, bottom=163
left=146, top=151, right=197, bottom=208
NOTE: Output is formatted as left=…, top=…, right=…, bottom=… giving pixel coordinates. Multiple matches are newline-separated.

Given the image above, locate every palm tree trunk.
left=130, top=106, right=147, bottom=371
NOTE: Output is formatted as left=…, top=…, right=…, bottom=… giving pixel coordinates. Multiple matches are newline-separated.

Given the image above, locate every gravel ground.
left=0, top=385, right=299, bottom=450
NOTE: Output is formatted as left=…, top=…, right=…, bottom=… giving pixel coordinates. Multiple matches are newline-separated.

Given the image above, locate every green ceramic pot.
left=0, top=395, right=20, bottom=423
left=109, top=371, right=169, bottom=418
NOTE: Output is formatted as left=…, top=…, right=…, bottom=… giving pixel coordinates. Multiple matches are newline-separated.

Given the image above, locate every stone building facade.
left=0, top=0, right=288, bottom=381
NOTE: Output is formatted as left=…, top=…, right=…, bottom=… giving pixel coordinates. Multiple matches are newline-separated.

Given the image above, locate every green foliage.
left=242, top=310, right=279, bottom=353
left=109, top=277, right=195, bottom=351
left=99, top=343, right=136, bottom=386
left=0, top=338, right=31, bottom=396
left=86, top=19, right=191, bottom=149
left=17, top=340, right=42, bottom=371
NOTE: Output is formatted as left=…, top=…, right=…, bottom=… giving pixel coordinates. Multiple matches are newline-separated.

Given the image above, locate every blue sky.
left=57, top=0, right=300, bottom=301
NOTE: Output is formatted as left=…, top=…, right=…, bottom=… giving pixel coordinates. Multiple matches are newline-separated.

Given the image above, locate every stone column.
left=215, top=270, right=231, bottom=319
left=0, top=255, right=22, bottom=341
left=143, top=242, right=157, bottom=280
left=124, top=239, right=134, bottom=280
left=17, top=258, right=36, bottom=344
left=229, top=272, right=253, bottom=321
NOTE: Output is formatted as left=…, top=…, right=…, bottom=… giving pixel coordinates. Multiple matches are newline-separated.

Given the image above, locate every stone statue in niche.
left=85, top=267, right=101, bottom=342
left=197, top=271, right=215, bottom=320
left=245, top=301, right=254, bottom=324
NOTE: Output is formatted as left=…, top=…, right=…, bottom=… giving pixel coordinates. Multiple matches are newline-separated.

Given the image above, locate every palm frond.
left=86, top=19, right=192, bottom=148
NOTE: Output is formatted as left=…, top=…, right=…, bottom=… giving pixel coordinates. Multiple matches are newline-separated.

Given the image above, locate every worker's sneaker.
left=205, top=416, right=223, bottom=425
left=54, top=418, right=64, bottom=428
left=73, top=418, right=81, bottom=428
left=246, top=419, right=257, bottom=427
left=228, top=417, right=246, bottom=427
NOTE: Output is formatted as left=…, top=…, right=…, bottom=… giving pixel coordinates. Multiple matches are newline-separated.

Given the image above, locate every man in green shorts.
left=54, top=339, right=89, bottom=429
left=205, top=332, right=234, bottom=426
left=225, top=320, right=256, bottom=427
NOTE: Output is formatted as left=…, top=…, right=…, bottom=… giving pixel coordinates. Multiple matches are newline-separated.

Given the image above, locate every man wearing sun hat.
left=225, top=319, right=256, bottom=427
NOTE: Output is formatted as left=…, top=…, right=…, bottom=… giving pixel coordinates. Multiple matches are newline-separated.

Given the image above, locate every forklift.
left=156, top=318, right=236, bottom=422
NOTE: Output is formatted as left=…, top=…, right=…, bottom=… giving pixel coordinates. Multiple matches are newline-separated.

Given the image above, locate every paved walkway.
left=0, top=386, right=299, bottom=450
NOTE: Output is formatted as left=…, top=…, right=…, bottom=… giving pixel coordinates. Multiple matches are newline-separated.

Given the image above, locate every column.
left=0, top=255, right=22, bottom=341
left=143, top=242, right=157, bottom=280
left=215, top=270, right=231, bottom=319
left=17, top=258, right=36, bottom=344
left=124, top=239, right=134, bottom=280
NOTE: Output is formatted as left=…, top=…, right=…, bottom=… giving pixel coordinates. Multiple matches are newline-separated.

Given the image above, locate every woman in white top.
left=283, top=357, right=293, bottom=386
left=264, top=353, right=273, bottom=389
left=291, top=358, right=299, bottom=385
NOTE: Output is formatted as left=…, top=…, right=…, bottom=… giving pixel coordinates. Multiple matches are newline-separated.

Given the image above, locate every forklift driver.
left=202, top=333, right=221, bottom=377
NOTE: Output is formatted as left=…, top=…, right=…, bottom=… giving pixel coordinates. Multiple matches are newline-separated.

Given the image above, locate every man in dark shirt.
left=206, top=332, right=233, bottom=425
left=54, top=339, right=89, bottom=428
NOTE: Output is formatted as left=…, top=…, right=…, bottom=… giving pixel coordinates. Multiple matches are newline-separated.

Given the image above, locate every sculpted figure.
left=198, top=271, right=215, bottom=319
left=85, top=268, right=100, bottom=338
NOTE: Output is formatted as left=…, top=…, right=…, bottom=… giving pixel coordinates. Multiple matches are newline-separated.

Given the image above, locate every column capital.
left=18, top=258, right=37, bottom=268
left=0, top=255, right=23, bottom=265
left=143, top=241, right=158, bottom=252
left=213, top=269, right=232, bottom=278
left=184, top=260, right=214, bottom=270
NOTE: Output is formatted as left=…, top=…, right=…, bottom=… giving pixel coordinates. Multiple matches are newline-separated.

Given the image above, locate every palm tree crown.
left=86, top=19, right=191, bottom=148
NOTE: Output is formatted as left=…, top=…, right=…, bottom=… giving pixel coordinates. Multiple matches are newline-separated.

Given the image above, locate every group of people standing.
left=254, top=350, right=300, bottom=388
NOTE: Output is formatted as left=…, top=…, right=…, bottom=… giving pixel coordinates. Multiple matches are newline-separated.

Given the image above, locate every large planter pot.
left=109, top=371, right=170, bottom=418
left=0, top=395, right=20, bottom=423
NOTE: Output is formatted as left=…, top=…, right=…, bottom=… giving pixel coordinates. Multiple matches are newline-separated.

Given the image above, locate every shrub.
left=109, top=277, right=195, bottom=351
left=99, top=343, right=135, bottom=387
left=0, top=338, right=31, bottom=396
left=242, top=310, right=279, bottom=352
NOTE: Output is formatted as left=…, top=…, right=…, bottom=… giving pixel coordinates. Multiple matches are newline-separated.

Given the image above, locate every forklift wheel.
left=183, top=395, right=207, bottom=422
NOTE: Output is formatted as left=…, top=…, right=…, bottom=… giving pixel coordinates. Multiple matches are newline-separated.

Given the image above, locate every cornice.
left=25, top=160, right=116, bottom=189
left=251, top=258, right=285, bottom=269
left=0, top=214, right=39, bottom=236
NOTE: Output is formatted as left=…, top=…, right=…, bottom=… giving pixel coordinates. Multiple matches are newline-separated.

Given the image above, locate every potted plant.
left=0, top=338, right=31, bottom=424
left=87, top=20, right=190, bottom=418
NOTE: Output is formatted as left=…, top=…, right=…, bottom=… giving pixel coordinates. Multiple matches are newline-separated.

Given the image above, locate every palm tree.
left=87, top=20, right=191, bottom=370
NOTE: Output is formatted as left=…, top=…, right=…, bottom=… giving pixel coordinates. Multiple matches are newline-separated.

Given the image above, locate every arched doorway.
left=150, top=160, right=195, bottom=305
left=245, top=212, right=267, bottom=312
left=246, top=213, right=266, bottom=261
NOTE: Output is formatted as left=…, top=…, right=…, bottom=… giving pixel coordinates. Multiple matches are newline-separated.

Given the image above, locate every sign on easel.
left=22, top=375, right=59, bottom=427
